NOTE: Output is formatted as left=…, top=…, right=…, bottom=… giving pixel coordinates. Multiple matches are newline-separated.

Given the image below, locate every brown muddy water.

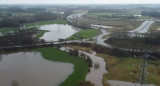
left=60, top=47, right=107, bottom=86
left=0, top=52, right=74, bottom=86
left=39, top=24, right=80, bottom=41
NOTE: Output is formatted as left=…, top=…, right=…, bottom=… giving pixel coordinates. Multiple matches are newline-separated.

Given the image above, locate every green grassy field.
left=25, top=20, right=68, bottom=27
left=25, top=23, right=37, bottom=27
left=139, top=16, right=153, bottom=19
left=0, top=27, right=16, bottom=35
left=35, top=47, right=89, bottom=86
left=67, top=29, right=99, bottom=40
left=87, top=12, right=151, bottom=20
left=12, top=12, right=35, bottom=17
left=98, top=54, right=160, bottom=86
left=36, top=30, right=49, bottom=39
left=87, top=13, right=113, bottom=19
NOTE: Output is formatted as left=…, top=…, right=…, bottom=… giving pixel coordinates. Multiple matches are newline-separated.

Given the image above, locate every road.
left=130, top=21, right=154, bottom=33
left=1, top=13, right=156, bottom=52
left=67, top=13, right=86, bottom=23
left=66, top=13, right=155, bottom=49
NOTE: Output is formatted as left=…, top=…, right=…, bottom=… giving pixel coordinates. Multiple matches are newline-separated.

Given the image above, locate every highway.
left=130, top=21, right=154, bottom=33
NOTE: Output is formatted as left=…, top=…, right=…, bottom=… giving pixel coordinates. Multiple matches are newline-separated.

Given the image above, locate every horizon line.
left=0, top=3, right=160, bottom=5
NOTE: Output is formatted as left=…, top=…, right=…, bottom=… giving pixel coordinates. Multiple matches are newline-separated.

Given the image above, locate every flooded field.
left=0, top=52, right=73, bottom=86
left=39, top=24, right=80, bottom=41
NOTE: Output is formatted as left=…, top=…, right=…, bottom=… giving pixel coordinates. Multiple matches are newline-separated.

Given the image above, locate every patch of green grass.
left=35, top=47, right=89, bottom=86
left=0, top=27, right=16, bottom=35
left=139, top=16, right=153, bottom=19
left=25, top=23, right=36, bottom=27
left=87, top=13, right=113, bottom=19
left=36, top=30, right=49, bottom=39
left=67, top=29, right=99, bottom=40
left=12, top=12, right=35, bottom=17
left=38, top=20, right=67, bottom=25
left=25, top=20, right=68, bottom=27
left=88, top=38, right=96, bottom=42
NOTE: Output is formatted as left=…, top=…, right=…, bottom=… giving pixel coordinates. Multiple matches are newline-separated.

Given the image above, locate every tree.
left=39, top=39, right=45, bottom=44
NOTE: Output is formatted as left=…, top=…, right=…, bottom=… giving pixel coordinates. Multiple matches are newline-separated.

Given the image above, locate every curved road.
left=130, top=20, right=154, bottom=33
left=66, top=12, right=156, bottom=51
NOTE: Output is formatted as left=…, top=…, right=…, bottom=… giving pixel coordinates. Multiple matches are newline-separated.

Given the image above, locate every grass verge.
left=67, top=29, right=100, bottom=40
left=35, top=47, right=89, bottom=86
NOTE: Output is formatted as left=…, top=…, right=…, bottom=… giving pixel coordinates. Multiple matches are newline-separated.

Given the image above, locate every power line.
left=134, top=54, right=160, bottom=86
left=140, top=54, right=149, bottom=86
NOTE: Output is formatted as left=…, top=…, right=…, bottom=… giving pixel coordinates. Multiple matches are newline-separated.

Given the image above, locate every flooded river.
left=0, top=52, right=73, bottom=86
left=60, top=47, right=107, bottom=86
left=39, top=24, right=80, bottom=41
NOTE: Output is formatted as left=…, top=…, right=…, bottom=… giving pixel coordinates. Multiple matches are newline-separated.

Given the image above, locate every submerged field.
left=35, top=47, right=89, bottom=86
left=67, top=29, right=100, bottom=40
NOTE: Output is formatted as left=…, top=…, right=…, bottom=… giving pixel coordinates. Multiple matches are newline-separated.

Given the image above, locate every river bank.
left=61, top=46, right=107, bottom=86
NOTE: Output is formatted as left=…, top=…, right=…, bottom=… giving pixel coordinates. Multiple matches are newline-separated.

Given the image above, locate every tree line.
left=108, top=32, right=160, bottom=46
left=142, top=11, right=160, bottom=18
left=0, top=12, right=57, bottom=28
left=111, top=14, right=136, bottom=19
left=88, top=9, right=127, bottom=13
left=65, top=42, right=160, bottom=59
left=0, top=33, right=36, bottom=47
left=0, top=7, right=46, bottom=13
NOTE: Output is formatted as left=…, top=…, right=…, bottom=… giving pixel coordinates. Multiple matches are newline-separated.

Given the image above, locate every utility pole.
left=135, top=54, right=160, bottom=86
left=140, top=54, right=149, bottom=86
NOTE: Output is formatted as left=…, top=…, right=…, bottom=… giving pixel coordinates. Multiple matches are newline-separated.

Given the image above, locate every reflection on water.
left=40, top=24, right=80, bottom=41
left=0, top=52, right=74, bottom=86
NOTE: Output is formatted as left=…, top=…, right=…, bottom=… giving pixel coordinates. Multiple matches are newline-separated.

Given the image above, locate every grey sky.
left=0, top=0, right=160, bottom=4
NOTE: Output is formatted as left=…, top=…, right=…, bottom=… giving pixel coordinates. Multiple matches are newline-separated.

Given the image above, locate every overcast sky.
left=0, top=0, right=160, bottom=4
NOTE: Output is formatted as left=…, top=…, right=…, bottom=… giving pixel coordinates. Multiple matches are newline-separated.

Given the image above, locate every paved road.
left=130, top=21, right=154, bottom=33
left=66, top=13, right=155, bottom=49
left=95, top=20, right=155, bottom=48
left=67, top=13, right=86, bottom=23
